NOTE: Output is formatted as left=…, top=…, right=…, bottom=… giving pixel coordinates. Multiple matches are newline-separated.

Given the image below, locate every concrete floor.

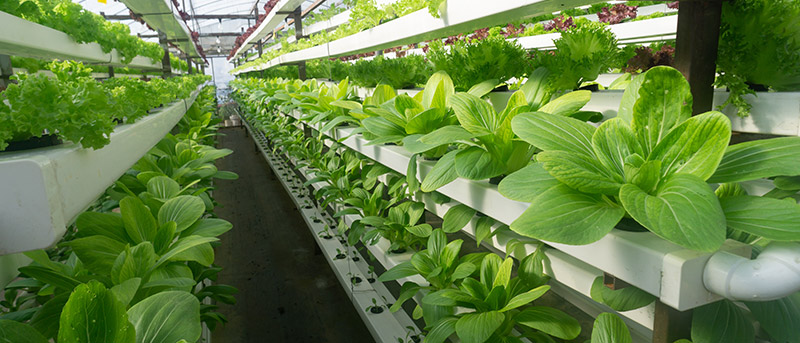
left=211, top=127, right=374, bottom=343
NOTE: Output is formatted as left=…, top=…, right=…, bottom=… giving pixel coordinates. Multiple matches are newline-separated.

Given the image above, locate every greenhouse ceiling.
left=73, top=0, right=340, bottom=58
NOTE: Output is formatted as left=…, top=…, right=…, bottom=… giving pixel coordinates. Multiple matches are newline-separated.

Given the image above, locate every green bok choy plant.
left=500, top=66, right=800, bottom=252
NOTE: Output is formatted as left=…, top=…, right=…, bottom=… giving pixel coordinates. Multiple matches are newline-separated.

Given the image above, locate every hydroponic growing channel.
left=2, top=1, right=800, bottom=343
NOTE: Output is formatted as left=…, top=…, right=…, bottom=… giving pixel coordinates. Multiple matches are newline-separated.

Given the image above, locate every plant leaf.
left=146, top=176, right=180, bottom=200
left=58, top=281, right=135, bottom=343
left=389, top=282, right=421, bottom=313
left=29, top=293, right=70, bottom=339
left=709, top=137, right=800, bottom=183
left=745, top=293, right=800, bottom=343
left=538, top=150, right=623, bottom=195
left=153, top=236, right=218, bottom=271
left=377, top=261, right=419, bottom=282
left=467, top=79, right=499, bottom=98
left=423, top=71, right=455, bottom=110
left=170, top=242, right=215, bottom=266
left=538, top=90, right=591, bottom=117
left=511, top=184, right=624, bottom=244
left=691, top=300, right=754, bottom=343
left=442, top=205, right=476, bottom=233
left=589, top=276, right=656, bottom=312
left=499, top=285, right=550, bottom=312
left=419, top=125, right=479, bottom=147
left=406, top=224, right=433, bottom=237
left=590, top=312, right=632, bottom=343
left=620, top=173, right=726, bottom=252
left=455, top=146, right=506, bottom=180
left=17, top=266, right=81, bottom=291
left=158, top=195, right=205, bottom=233
left=720, top=195, right=800, bottom=241
left=62, top=236, right=126, bottom=276
left=120, top=196, right=158, bottom=243
left=455, top=311, right=504, bottom=343
left=648, top=111, right=731, bottom=180
left=591, top=118, right=643, bottom=177
left=631, top=66, right=692, bottom=155
left=617, top=73, right=645, bottom=123
left=75, top=212, right=130, bottom=243
left=110, top=278, right=142, bottom=307
left=425, top=316, right=458, bottom=343
left=498, top=162, right=560, bottom=202
left=516, top=306, right=581, bottom=340
left=406, top=108, right=449, bottom=135
left=181, top=218, right=233, bottom=238
left=0, top=320, right=49, bottom=343
left=127, top=291, right=201, bottom=343
left=475, top=217, right=494, bottom=247
left=421, top=150, right=459, bottom=192
left=512, top=111, right=596, bottom=156
left=451, top=93, right=498, bottom=136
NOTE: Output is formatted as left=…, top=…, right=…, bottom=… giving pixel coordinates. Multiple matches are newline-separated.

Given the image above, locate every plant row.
left=237, top=0, right=800, bottom=118
left=1, top=0, right=166, bottom=63
left=0, top=61, right=209, bottom=151
left=234, top=89, right=634, bottom=342
left=0, top=86, right=239, bottom=343
left=230, top=66, right=800, bottom=342
left=9, top=55, right=192, bottom=76
left=234, top=0, right=675, bottom=70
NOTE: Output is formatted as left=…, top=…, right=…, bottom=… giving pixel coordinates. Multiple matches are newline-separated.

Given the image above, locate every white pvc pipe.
left=704, top=242, right=800, bottom=301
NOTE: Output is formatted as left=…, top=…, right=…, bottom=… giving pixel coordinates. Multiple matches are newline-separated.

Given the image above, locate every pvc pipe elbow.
left=703, top=242, right=800, bottom=301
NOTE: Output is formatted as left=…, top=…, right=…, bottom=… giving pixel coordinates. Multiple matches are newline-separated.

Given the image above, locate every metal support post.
left=0, top=54, right=13, bottom=88
left=108, top=66, right=115, bottom=78
left=293, top=6, right=306, bottom=80
left=674, top=0, right=723, bottom=115
left=653, top=301, right=693, bottom=343
left=158, top=31, right=172, bottom=78
left=187, top=57, right=193, bottom=74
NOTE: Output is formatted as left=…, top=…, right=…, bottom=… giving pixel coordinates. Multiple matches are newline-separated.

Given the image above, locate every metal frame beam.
left=103, top=13, right=256, bottom=20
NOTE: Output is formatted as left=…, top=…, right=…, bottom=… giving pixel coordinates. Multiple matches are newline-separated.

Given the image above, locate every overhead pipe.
left=704, top=242, right=800, bottom=301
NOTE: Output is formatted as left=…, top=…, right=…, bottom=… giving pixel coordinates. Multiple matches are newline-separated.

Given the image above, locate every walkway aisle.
left=212, top=127, right=374, bottom=343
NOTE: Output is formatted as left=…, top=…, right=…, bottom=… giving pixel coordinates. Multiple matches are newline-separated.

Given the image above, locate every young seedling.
left=365, top=298, right=384, bottom=314
left=318, top=226, right=333, bottom=240
left=334, top=248, right=346, bottom=260
left=402, top=327, right=422, bottom=343
left=351, top=250, right=360, bottom=262
left=311, top=215, right=323, bottom=224
left=367, top=265, right=376, bottom=283
left=348, top=272, right=363, bottom=286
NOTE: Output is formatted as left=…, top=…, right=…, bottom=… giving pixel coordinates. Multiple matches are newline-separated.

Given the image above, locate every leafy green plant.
left=500, top=66, right=800, bottom=252
left=715, top=0, right=800, bottom=117
left=378, top=229, right=486, bottom=323
left=350, top=55, right=433, bottom=90
left=0, top=88, right=236, bottom=340
left=307, top=59, right=351, bottom=81
left=361, top=200, right=432, bottom=252
left=1, top=0, right=164, bottom=63
left=418, top=68, right=598, bottom=191
left=427, top=35, right=530, bottom=91
left=0, top=62, right=209, bottom=150
left=421, top=253, right=580, bottom=343
left=1, top=61, right=115, bottom=150
left=539, top=20, right=619, bottom=91
left=355, top=71, right=456, bottom=158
